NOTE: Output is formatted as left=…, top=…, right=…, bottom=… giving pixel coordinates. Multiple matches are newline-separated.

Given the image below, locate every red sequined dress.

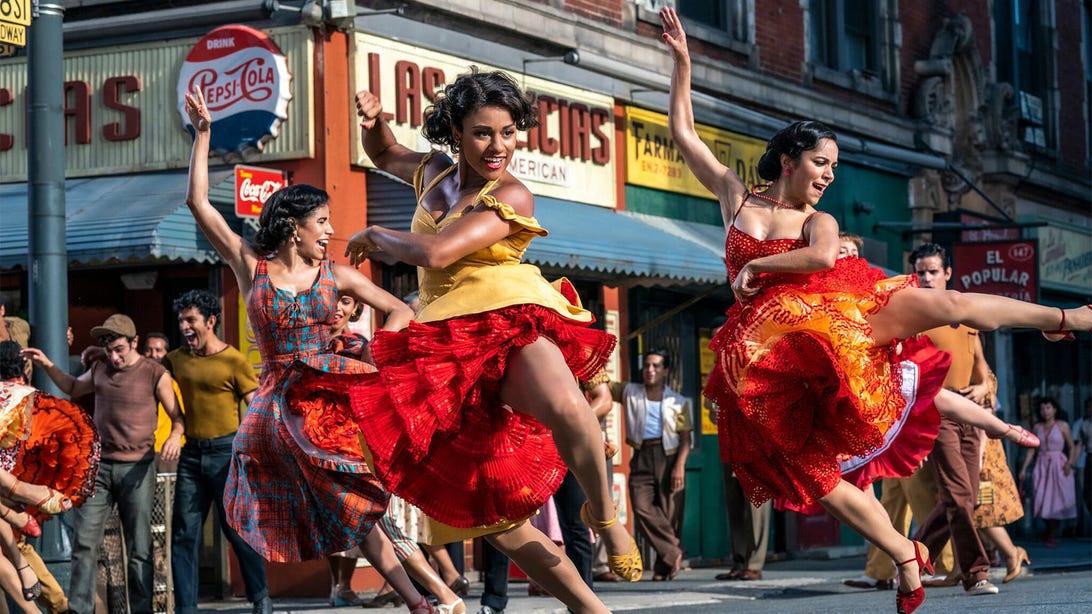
left=705, top=224, right=928, bottom=510
left=349, top=152, right=616, bottom=530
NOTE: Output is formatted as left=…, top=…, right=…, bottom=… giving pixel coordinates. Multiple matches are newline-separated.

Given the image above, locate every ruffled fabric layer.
left=707, top=256, right=919, bottom=510
left=350, top=304, right=615, bottom=529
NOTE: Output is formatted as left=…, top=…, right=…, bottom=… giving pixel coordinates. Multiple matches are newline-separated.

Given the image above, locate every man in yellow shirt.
left=162, top=290, right=267, bottom=614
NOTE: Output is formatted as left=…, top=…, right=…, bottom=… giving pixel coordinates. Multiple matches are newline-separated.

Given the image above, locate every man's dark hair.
left=97, top=333, right=127, bottom=346
left=0, top=340, right=25, bottom=380
left=172, top=289, right=222, bottom=333
left=145, top=332, right=169, bottom=346
left=643, top=348, right=672, bottom=370
left=909, top=243, right=951, bottom=269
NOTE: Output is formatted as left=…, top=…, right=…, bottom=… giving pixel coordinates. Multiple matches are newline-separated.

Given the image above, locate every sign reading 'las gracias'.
left=953, top=240, right=1038, bottom=302
left=177, top=25, right=293, bottom=156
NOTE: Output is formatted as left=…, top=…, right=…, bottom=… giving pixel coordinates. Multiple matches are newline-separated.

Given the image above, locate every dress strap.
left=413, top=151, right=456, bottom=201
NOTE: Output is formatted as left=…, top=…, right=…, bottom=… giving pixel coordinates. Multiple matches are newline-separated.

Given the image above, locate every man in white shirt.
left=617, top=349, right=692, bottom=581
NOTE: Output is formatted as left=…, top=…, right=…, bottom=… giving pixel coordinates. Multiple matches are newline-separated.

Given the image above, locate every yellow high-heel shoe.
left=580, top=501, right=643, bottom=582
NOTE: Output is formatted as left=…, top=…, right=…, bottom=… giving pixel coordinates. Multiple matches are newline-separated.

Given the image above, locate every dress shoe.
left=715, top=568, right=743, bottom=581
left=362, top=590, right=404, bottom=608
left=594, top=571, right=622, bottom=582
left=966, top=579, right=999, bottom=595
left=251, top=596, right=273, bottom=614
left=843, top=575, right=895, bottom=590
left=1003, top=546, right=1030, bottom=583
left=922, top=574, right=961, bottom=588
left=448, top=575, right=470, bottom=597
left=738, top=569, right=762, bottom=581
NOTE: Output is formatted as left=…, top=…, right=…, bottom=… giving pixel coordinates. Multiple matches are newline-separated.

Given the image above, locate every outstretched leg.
left=868, top=288, right=1091, bottom=346
left=486, top=521, right=609, bottom=614
left=500, top=338, right=638, bottom=581
left=934, top=389, right=1037, bottom=447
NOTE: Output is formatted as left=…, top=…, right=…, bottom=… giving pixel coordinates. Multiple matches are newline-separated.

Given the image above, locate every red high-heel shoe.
left=990, top=424, right=1040, bottom=448
left=0, top=507, right=40, bottom=538
left=1043, top=305, right=1092, bottom=342
left=895, top=541, right=932, bottom=614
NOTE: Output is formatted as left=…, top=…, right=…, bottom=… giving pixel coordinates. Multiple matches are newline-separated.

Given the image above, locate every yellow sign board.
left=0, top=22, right=25, bottom=47
left=625, top=106, right=768, bottom=199
left=0, top=0, right=30, bottom=26
left=0, top=43, right=17, bottom=57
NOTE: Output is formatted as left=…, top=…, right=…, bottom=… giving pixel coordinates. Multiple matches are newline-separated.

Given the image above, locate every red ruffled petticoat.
left=708, top=257, right=919, bottom=510
left=350, top=304, right=616, bottom=528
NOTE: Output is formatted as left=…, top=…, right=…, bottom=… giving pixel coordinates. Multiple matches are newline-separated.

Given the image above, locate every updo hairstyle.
left=422, top=67, right=539, bottom=153
left=253, top=184, right=330, bottom=253
left=756, top=120, right=837, bottom=182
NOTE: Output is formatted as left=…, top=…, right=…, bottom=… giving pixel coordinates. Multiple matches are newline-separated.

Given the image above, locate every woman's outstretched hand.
left=184, top=86, right=212, bottom=133
left=660, top=6, right=690, bottom=63
left=355, top=90, right=383, bottom=130
left=345, top=227, right=380, bottom=267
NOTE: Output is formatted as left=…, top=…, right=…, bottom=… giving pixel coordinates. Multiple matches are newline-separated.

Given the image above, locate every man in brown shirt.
left=25, top=313, right=183, bottom=614
left=908, top=244, right=1000, bottom=597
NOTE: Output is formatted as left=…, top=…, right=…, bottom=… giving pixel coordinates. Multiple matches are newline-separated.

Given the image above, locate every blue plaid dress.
left=225, top=258, right=389, bottom=562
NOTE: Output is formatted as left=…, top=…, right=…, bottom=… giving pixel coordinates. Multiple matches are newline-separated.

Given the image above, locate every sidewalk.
left=197, top=538, right=1091, bottom=613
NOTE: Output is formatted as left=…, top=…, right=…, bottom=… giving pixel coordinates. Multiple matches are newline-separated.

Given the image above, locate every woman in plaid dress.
left=183, top=88, right=440, bottom=614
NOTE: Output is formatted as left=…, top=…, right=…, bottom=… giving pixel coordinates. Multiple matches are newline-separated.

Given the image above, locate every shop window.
left=995, top=0, right=1056, bottom=151
left=807, top=0, right=898, bottom=99
left=636, top=1, right=753, bottom=55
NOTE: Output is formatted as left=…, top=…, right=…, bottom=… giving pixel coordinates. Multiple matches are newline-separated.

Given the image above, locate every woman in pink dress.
left=1019, top=397, right=1078, bottom=546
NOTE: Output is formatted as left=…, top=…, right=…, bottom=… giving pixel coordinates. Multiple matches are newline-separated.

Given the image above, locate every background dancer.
left=182, top=87, right=434, bottom=614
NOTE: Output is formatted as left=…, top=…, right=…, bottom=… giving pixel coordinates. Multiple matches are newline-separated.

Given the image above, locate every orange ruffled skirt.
left=350, top=304, right=616, bottom=529
left=706, top=257, right=918, bottom=510
left=2, top=391, right=100, bottom=520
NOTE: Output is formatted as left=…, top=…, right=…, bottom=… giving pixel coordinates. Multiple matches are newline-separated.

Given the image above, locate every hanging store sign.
left=0, top=0, right=29, bottom=48
left=178, top=25, right=293, bottom=157
left=0, top=26, right=313, bottom=183
left=625, top=106, right=767, bottom=199
left=1038, top=225, right=1092, bottom=292
left=350, top=32, right=616, bottom=208
left=235, top=164, right=287, bottom=218
left=952, top=240, right=1038, bottom=302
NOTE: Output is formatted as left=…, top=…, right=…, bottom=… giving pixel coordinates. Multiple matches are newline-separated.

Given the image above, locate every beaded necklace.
left=749, top=185, right=806, bottom=210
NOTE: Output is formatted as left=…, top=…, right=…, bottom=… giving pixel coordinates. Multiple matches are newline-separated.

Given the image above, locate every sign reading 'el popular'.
left=178, top=25, right=293, bottom=157
left=953, top=241, right=1038, bottom=302
left=235, top=165, right=287, bottom=218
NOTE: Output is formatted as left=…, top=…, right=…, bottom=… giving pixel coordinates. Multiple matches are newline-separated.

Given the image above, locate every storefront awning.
left=530, top=197, right=726, bottom=286
left=365, top=172, right=726, bottom=286
left=0, top=172, right=236, bottom=269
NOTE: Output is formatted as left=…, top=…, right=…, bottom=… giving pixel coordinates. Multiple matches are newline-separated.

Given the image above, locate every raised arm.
left=346, top=183, right=527, bottom=269
left=355, top=90, right=427, bottom=184
left=184, top=87, right=257, bottom=294
left=21, top=347, right=94, bottom=398
left=331, top=263, right=415, bottom=332
left=660, top=7, right=745, bottom=224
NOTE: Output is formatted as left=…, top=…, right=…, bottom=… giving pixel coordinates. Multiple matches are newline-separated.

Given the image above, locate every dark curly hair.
left=422, top=67, right=539, bottom=153
left=0, top=340, right=25, bottom=381
left=252, top=184, right=330, bottom=254
left=757, top=120, right=838, bottom=181
left=172, top=289, right=222, bottom=333
left=908, top=242, right=951, bottom=269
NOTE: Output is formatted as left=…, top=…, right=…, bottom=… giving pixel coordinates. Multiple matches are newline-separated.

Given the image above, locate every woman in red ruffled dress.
left=660, top=7, right=1090, bottom=613
left=182, top=88, right=444, bottom=614
left=344, top=69, right=638, bottom=614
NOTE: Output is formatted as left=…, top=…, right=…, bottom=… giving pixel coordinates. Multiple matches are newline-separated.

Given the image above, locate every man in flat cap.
left=24, top=313, right=183, bottom=614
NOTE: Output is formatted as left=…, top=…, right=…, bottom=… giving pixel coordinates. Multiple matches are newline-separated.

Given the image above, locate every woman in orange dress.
left=660, top=7, right=1089, bottom=613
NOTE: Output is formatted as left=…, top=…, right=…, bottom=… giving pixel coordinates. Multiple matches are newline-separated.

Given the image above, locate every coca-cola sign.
left=177, top=25, right=292, bottom=156
left=235, top=165, right=287, bottom=218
